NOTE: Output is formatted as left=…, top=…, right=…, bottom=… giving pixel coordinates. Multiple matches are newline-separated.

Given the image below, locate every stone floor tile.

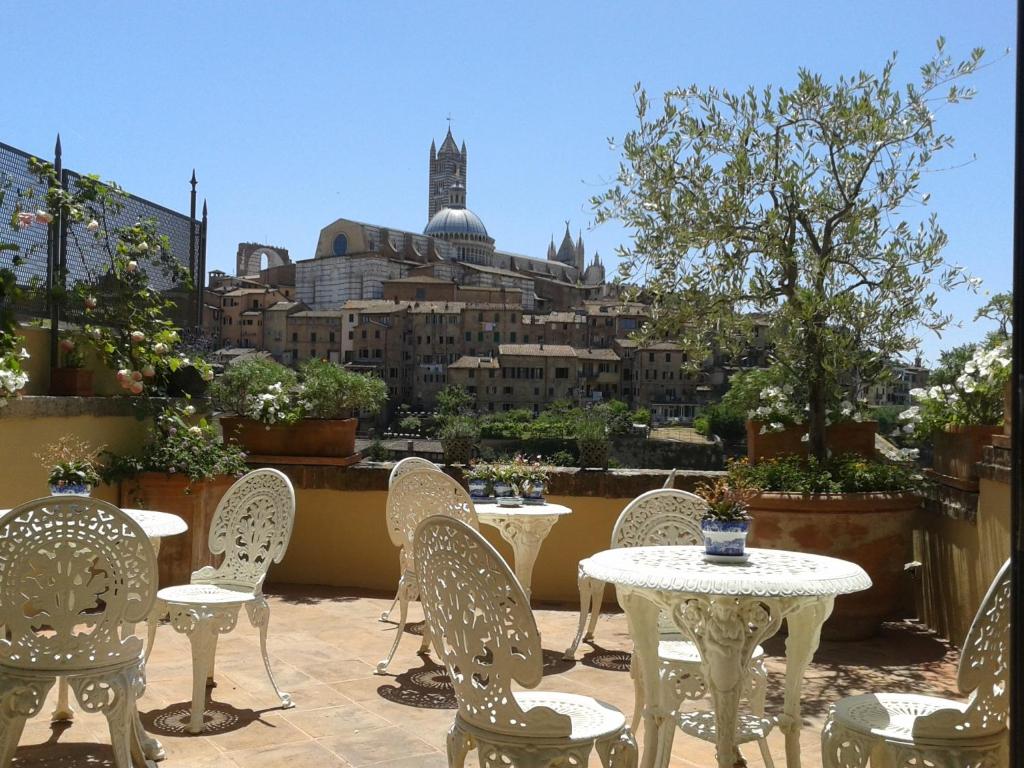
left=319, top=724, right=437, bottom=766
left=225, top=739, right=352, bottom=767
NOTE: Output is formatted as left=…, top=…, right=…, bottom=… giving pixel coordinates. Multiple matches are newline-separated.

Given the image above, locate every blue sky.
left=0, top=1, right=1014, bottom=362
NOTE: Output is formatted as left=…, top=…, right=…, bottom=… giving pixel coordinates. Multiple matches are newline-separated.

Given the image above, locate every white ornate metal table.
left=583, top=545, right=870, bottom=768
left=474, top=502, right=572, bottom=596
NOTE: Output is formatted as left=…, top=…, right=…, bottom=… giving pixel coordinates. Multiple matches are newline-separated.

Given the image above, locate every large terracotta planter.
left=746, top=420, right=878, bottom=463
left=747, top=491, right=920, bottom=640
left=221, top=416, right=357, bottom=460
left=931, top=425, right=1000, bottom=482
left=120, top=473, right=235, bottom=586
left=49, top=367, right=94, bottom=397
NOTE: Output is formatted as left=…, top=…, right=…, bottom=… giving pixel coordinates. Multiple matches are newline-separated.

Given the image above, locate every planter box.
left=49, top=368, right=94, bottom=397
left=221, top=416, right=358, bottom=461
left=747, top=491, right=920, bottom=640
left=120, top=473, right=235, bottom=586
left=746, top=420, right=878, bottom=463
left=932, top=425, right=1001, bottom=482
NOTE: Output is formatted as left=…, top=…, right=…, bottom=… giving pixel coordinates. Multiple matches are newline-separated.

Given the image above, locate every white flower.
left=908, top=387, right=926, bottom=398
left=86, top=219, right=100, bottom=232
left=130, top=331, right=145, bottom=344
left=17, top=348, right=29, bottom=360
left=903, top=423, right=916, bottom=434
left=138, top=241, right=149, bottom=252
left=956, top=373, right=976, bottom=393
left=126, top=260, right=138, bottom=273
left=899, top=406, right=920, bottom=421
left=188, top=426, right=202, bottom=436
left=153, top=342, right=169, bottom=355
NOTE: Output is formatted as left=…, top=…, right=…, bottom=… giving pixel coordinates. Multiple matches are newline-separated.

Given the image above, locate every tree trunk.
left=806, top=325, right=828, bottom=462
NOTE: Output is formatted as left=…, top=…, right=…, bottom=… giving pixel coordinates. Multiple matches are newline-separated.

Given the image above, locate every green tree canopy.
left=594, top=39, right=985, bottom=459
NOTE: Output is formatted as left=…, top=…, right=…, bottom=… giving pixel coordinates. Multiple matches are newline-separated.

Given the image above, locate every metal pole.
left=199, top=199, right=208, bottom=333
left=46, top=134, right=62, bottom=377
left=1010, top=2, right=1023, bottom=765
left=189, top=170, right=198, bottom=327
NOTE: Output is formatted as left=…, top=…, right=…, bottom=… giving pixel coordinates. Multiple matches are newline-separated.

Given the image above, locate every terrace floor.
left=12, top=587, right=961, bottom=768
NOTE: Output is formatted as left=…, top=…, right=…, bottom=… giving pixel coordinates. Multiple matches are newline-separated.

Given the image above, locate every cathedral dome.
left=424, top=207, right=489, bottom=238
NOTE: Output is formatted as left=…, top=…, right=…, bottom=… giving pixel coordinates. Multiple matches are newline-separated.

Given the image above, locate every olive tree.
left=594, top=39, right=985, bottom=460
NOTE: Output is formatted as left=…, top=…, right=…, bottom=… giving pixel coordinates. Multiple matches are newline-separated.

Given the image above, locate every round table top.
left=474, top=501, right=573, bottom=517
left=583, top=545, right=871, bottom=598
left=123, top=508, right=188, bottom=539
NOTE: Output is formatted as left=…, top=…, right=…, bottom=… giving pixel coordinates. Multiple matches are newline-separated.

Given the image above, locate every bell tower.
left=428, top=126, right=467, bottom=223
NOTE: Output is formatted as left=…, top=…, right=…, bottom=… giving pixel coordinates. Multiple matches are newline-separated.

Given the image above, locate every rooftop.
left=15, top=589, right=958, bottom=768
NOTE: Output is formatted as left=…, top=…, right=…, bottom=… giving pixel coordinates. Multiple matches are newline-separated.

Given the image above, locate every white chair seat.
left=157, top=583, right=257, bottom=606
left=678, top=710, right=776, bottom=745
left=515, top=691, right=627, bottom=741
left=830, top=693, right=995, bottom=744
left=659, top=638, right=765, bottom=664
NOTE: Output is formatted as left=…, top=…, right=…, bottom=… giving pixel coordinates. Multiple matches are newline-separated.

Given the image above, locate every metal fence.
left=0, top=136, right=205, bottom=333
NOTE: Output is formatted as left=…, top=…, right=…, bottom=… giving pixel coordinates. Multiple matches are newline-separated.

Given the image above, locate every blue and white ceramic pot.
left=701, top=518, right=750, bottom=557
left=49, top=482, right=92, bottom=496
left=493, top=481, right=513, bottom=498
left=523, top=482, right=545, bottom=504
left=468, top=479, right=489, bottom=499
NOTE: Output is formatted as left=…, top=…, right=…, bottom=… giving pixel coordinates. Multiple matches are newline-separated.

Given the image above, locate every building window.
left=291, top=332, right=298, bottom=342
left=311, top=332, right=317, bottom=343
left=329, top=332, right=335, bottom=342
left=310, top=349, right=316, bottom=358
left=510, top=332, right=517, bottom=342
left=555, top=367, right=568, bottom=379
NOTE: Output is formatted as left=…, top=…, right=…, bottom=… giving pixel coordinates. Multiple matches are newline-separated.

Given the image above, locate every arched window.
left=332, top=234, right=348, bottom=256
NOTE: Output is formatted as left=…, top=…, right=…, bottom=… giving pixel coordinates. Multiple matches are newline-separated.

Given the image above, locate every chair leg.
left=757, top=738, right=775, bottom=768
left=418, top=621, right=432, bottom=656
left=446, top=723, right=474, bottom=768
left=186, top=619, right=219, bottom=735
left=585, top=578, right=605, bottom=642
left=376, top=575, right=411, bottom=674
left=596, top=729, right=639, bottom=768
left=379, top=584, right=401, bottom=622
left=0, top=676, right=52, bottom=768
left=102, top=689, right=136, bottom=768
left=564, top=570, right=596, bottom=659
left=246, top=597, right=293, bottom=709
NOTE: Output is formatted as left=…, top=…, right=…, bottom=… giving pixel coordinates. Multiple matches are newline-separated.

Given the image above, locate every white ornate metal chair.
left=380, top=457, right=443, bottom=622
left=821, top=558, right=1010, bottom=768
left=388, top=456, right=441, bottom=488
left=0, top=497, right=160, bottom=768
left=415, top=515, right=638, bottom=768
left=565, top=489, right=771, bottom=762
left=145, top=468, right=296, bottom=734
left=377, top=468, right=478, bottom=674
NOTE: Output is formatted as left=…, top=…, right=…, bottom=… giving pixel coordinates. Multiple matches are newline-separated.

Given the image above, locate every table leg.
left=485, top=515, right=559, bottom=597
left=780, top=596, right=834, bottom=768
left=671, top=596, right=783, bottom=768
left=618, top=588, right=663, bottom=768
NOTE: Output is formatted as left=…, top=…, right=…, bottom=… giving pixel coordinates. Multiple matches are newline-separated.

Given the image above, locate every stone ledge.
left=922, top=479, right=979, bottom=523
left=249, top=460, right=723, bottom=497
left=0, top=395, right=171, bottom=419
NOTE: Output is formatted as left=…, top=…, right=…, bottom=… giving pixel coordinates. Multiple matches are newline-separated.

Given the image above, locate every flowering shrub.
left=900, top=341, right=1010, bottom=439
left=103, top=401, right=248, bottom=484
left=1, top=175, right=31, bottom=405
left=728, top=455, right=922, bottom=494
left=246, top=381, right=297, bottom=424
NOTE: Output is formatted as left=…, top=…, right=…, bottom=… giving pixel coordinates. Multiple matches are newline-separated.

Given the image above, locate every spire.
left=439, top=126, right=459, bottom=154
left=430, top=139, right=436, bottom=159
left=575, top=229, right=585, bottom=271
left=556, top=222, right=577, bottom=266
left=547, top=235, right=556, bottom=261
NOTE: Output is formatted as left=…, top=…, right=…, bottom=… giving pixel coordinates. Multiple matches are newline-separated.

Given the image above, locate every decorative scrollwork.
left=0, top=498, right=155, bottom=671
left=611, top=490, right=705, bottom=550
left=388, top=457, right=440, bottom=490
left=200, top=469, right=295, bottom=592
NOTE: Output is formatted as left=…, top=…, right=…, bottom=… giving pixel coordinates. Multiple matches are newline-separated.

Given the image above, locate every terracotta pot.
left=747, top=491, right=920, bottom=640
left=120, top=473, right=235, bottom=586
left=221, top=416, right=357, bottom=459
left=932, top=425, right=1001, bottom=482
left=49, top=367, right=94, bottom=397
left=746, top=420, right=878, bottom=463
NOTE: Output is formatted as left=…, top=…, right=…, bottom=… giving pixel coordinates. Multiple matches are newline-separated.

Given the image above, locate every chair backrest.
left=196, top=469, right=295, bottom=592
left=388, top=457, right=440, bottom=488
left=916, top=558, right=1011, bottom=738
left=0, top=496, right=156, bottom=671
left=610, top=488, right=705, bottom=549
left=415, top=516, right=570, bottom=738
left=386, top=469, right=478, bottom=573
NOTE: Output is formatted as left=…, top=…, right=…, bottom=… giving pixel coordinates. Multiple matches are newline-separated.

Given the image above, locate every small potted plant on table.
left=695, top=476, right=753, bottom=562
left=465, top=461, right=495, bottom=500
left=36, top=437, right=104, bottom=495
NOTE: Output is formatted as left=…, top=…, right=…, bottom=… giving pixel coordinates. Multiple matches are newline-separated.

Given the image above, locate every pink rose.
left=16, top=212, right=34, bottom=228
left=129, top=381, right=144, bottom=395
left=130, top=331, right=145, bottom=344
left=126, top=260, right=138, bottom=273
left=84, top=296, right=97, bottom=309
left=116, top=368, right=130, bottom=381
left=59, top=339, right=75, bottom=352
left=130, top=370, right=143, bottom=382
left=34, top=210, right=53, bottom=225
left=153, top=342, right=169, bottom=355
left=86, top=219, right=100, bottom=232
left=141, top=365, right=156, bottom=378
left=88, top=327, right=102, bottom=340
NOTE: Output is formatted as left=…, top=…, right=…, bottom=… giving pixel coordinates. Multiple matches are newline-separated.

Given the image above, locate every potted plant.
left=695, top=476, right=753, bottom=560
left=215, top=358, right=387, bottom=463
left=49, top=335, right=94, bottom=397
left=35, top=436, right=104, bottom=495
left=104, top=401, right=249, bottom=585
left=439, top=415, right=479, bottom=466
left=509, top=454, right=548, bottom=504
left=732, top=454, right=923, bottom=639
left=576, top=413, right=609, bottom=469
left=901, top=340, right=1010, bottom=483
left=465, top=461, right=495, bottom=499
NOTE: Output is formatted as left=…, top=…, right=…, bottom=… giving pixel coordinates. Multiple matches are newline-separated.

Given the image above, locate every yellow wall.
left=914, top=477, right=1010, bottom=646
left=17, top=323, right=120, bottom=396
left=270, top=489, right=631, bottom=604
left=0, top=411, right=148, bottom=508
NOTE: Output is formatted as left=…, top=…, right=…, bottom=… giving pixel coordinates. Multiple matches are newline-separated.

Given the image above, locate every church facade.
left=295, top=129, right=610, bottom=313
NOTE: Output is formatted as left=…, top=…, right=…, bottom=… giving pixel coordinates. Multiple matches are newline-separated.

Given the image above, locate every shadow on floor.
left=579, top=643, right=632, bottom=673
left=265, top=583, right=362, bottom=607
left=141, top=694, right=281, bottom=737
left=761, top=620, right=960, bottom=721
left=376, top=657, right=457, bottom=709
